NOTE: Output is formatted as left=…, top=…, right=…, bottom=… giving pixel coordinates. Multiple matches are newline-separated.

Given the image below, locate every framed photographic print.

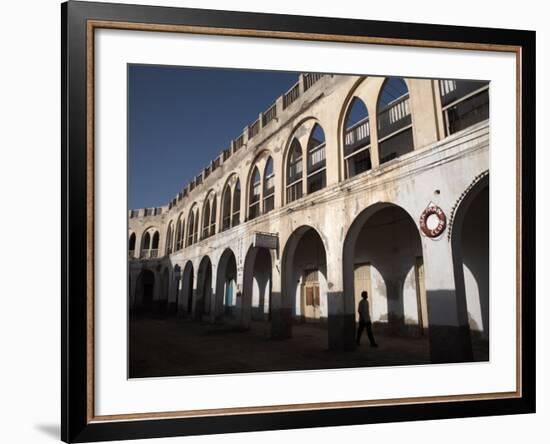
left=61, top=0, right=536, bottom=442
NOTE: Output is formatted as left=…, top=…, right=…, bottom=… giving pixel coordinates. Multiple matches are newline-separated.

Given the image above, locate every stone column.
left=167, top=267, right=178, bottom=314
left=128, top=270, right=139, bottom=312
left=421, top=237, right=473, bottom=363
left=273, top=141, right=284, bottom=209
left=408, top=78, right=441, bottom=149
left=270, top=254, right=291, bottom=339
left=326, top=249, right=356, bottom=351
left=208, top=263, right=218, bottom=324
left=152, top=269, right=163, bottom=314
left=324, top=120, right=340, bottom=187
left=369, top=113, right=381, bottom=169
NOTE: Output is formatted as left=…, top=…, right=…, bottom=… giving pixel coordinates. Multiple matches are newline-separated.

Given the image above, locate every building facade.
left=128, top=73, right=489, bottom=363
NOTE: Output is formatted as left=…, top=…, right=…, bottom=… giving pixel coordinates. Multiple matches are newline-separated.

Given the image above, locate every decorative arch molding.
left=447, top=170, right=490, bottom=241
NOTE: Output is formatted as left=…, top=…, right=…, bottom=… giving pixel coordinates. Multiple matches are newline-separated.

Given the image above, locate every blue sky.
left=128, top=65, right=299, bottom=209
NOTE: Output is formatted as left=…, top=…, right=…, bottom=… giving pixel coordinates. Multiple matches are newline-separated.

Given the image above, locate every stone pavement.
left=129, top=315, right=435, bottom=378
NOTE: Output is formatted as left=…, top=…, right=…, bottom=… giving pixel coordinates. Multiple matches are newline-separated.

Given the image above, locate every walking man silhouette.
left=356, top=291, right=378, bottom=347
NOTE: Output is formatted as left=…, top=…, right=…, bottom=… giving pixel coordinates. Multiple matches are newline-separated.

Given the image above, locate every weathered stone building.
left=128, top=73, right=489, bottom=363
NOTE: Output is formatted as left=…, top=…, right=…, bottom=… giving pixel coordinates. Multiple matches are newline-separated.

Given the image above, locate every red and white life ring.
left=419, top=205, right=447, bottom=238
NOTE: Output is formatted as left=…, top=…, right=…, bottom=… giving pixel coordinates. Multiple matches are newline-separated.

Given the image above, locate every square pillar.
left=422, top=238, right=473, bottom=363
left=326, top=255, right=356, bottom=351
left=270, top=257, right=292, bottom=339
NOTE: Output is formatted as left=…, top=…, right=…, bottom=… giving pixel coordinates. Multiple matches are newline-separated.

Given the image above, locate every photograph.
left=127, top=66, right=490, bottom=378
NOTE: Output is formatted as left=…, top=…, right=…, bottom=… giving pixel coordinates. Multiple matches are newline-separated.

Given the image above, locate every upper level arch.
left=128, top=232, right=136, bottom=258
left=175, top=212, right=185, bottom=251
left=342, top=96, right=372, bottom=178
left=376, top=77, right=414, bottom=164
left=201, top=190, right=217, bottom=240
left=186, top=204, right=200, bottom=247
left=220, top=173, right=241, bottom=232
left=283, top=117, right=327, bottom=205
left=165, top=220, right=174, bottom=255
left=245, top=149, right=274, bottom=221
left=138, top=226, right=161, bottom=259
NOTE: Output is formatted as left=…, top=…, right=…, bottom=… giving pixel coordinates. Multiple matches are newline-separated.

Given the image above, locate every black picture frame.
left=61, top=1, right=536, bottom=442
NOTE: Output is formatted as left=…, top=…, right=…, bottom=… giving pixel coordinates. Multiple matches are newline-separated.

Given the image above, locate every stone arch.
left=341, top=96, right=372, bottom=178
left=245, top=149, right=273, bottom=220
left=151, top=231, right=160, bottom=251
left=232, top=178, right=241, bottom=227
left=141, top=231, right=151, bottom=253
left=128, top=232, right=136, bottom=257
left=241, top=244, right=274, bottom=329
left=196, top=256, right=213, bottom=320
left=263, top=155, right=275, bottom=214
left=306, top=123, right=327, bottom=194
left=248, top=166, right=261, bottom=220
left=221, top=182, right=232, bottom=231
left=282, top=117, right=323, bottom=205
left=181, top=260, right=194, bottom=316
left=376, top=77, right=414, bottom=164
left=165, top=221, right=174, bottom=255
left=451, top=173, right=489, bottom=353
left=135, top=269, right=155, bottom=313
left=337, top=76, right=371, bottom=179
left=343, top=202, right=426, bottom=337
left=201, top=189, right=217, bottom=239
left=215, top=248, right=238, bottom=320
left=186, top=204, right=199, bottom=246
left=219, top=172, right=240, bottom=231
left=279, top=225, right=328, bottom=340
left=175, top=212, right=185, bottom=251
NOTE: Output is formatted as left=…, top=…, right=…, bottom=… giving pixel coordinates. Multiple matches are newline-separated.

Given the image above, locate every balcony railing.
left=378, top=95, right=411, bottom=139
left=248, top=119, right=260, bottom=139
left=264, top=175, right=274, bottom=192
left=303, top=73, right=324, bottom=91
left=262, top=103, right=277, bottom=126
left=234, top=134, right=244, bottom=151
left=307, top=143, right=326, bottom=172
left=139, top=249, right=158, bottom=259
left=283, top=82, right=300, bottom=109
left=344, top=117, right=370, bottom=154
left=128, top=250, right=135, bottom=259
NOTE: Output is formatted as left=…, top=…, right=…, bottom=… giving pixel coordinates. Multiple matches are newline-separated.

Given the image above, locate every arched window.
left=286, top=138, right=303, bottom=203
left=175, top=214, right=184, bottom=251
left=151, top=231, right=160, bottom=258
left=263, top=157, right=275, bottom=213
left=344, top=97, right=371, bottom=178
left=187, top=206, right=197, bottom=247
left=141, top=231, right=151, bottom=259
left=202, top=200, right=211, bottom=239
left=128, top=233, right=136, bottom=257
left=209, top=197, right=217, bottom=236
left=306, top=124, right=326, bottom=193
left=222, top=185, right=232, bottom=231
left=232, top=179, right=241, bottom=227
left=193, top=209, right=199, bottom=244
left=249, top=167, right=261, bottom=220
left=165, top=222, right=173, bottom=254
left=439, top=79, right=489, bottom=135
left=377, top=77, right=413, bottom=164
